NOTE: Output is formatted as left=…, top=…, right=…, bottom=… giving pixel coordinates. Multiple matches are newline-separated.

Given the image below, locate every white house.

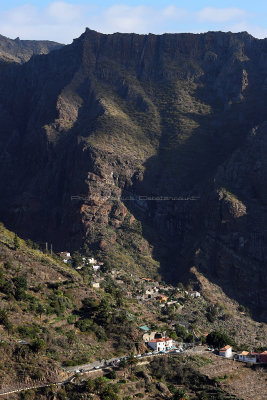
left=93, top=265, right=101, bottom=271
left=59, top=252, right=71, bottom=258
left=145, top=287, right=159, bottom=295
left=88, top=257, right=97, bottom=264
left=58, top=251, right=72, bottom=264
left=190, top=291, right=201, bottom=298
left=219, top=345, right=232, bottom=358
left=147, top=337, right=173, bottom=352
left=92, top=282, right=100, bottom=289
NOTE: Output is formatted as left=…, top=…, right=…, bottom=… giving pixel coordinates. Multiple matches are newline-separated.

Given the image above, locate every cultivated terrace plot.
left=199, top=352, right=267, bottom=400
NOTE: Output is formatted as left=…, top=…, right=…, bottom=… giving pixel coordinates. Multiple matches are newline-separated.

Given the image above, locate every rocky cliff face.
left=0, top=34, right=63, bottom=64
left=0, top=28, right=267, bottom=320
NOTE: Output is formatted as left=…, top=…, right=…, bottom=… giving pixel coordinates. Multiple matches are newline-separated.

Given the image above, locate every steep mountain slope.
left=0, top=34, right=63, bottom=64
left=0, top=224, right=266, bottom=400
left=0, top=29, right=267, bottom=320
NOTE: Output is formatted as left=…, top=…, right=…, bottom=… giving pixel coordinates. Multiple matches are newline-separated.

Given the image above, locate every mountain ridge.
left=0, top=29, right=266, bottom=321
left=0, top=33, right=63, bottom=64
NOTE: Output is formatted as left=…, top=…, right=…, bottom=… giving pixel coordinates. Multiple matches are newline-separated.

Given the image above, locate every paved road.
left=0, top=347, right=205, bottom=397
left=64, top=347, right=204, bottom=373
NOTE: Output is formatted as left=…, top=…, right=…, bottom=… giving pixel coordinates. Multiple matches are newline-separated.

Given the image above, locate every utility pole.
left=50, top=244, right=53, bottom=256
left=45, top=242, right=48, bottom=253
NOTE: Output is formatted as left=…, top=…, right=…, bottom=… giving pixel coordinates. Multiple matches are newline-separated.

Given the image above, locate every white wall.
left=220, top=347, right=232, bottom=358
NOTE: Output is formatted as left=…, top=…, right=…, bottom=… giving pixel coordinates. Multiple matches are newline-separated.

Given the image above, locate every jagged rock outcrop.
left=0, top=28, right=267, bottom=320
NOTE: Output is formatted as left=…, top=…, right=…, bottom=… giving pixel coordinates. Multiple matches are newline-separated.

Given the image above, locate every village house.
left=92, top=265, right=101, bottom=272
left=189, top=291, right=201, bottom=298
left=88, top=257, right=97, bottom=264
left=219, top=345, right=232, bottom=358
left=238, top=351, right=250, bottom=362
left=238, top=352, right=258, bottom=363
left=238, top=351, right=267, bottom=364
left=60, top=251, right=70, bottom=257
left=156, top=295, right=168, bottom=303
left=144, top=286, right=160, bottom=300
left=147, top=337, right=173, bottom=352
left=92, top=282, right=100, bottom=289
left=58, top=251, right=72, bottom=264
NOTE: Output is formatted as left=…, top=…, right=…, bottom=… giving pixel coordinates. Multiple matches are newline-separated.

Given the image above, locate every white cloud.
left=0, top=2, right=265, bottom=43
left=0, top=2, right=191, bottom=42
left=46, top=1, right=85, bottom=23
left=197, top=7, right=247, bottom=23
left=101, top=5, right=149, bottom=32
left=3, top=4, right=38, bottom=25
left=161, top=6, right=188, bottom=20
left=0, top=2, right=93, bottom=42
left=96, top=5, right=188, bottom=34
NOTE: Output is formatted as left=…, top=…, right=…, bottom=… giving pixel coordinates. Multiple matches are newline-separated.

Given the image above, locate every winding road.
left=0, top=346, right=205, bottom=397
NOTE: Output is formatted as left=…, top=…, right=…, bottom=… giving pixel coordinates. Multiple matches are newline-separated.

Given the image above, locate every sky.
left=0, top=0, right=266, bottom=44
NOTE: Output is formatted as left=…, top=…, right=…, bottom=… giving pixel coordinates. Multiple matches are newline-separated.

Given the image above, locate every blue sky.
left=0, top=1, right=266, bottom=43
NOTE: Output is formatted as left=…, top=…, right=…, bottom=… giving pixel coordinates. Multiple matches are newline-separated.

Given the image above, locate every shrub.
left=14, top=234, right=20, bottom=250
left=31, top=338, right=46, bottom=353
left=18, top=324, right=40, bottom=339
left=67, top=315, right=76, bottom=324
left=107, top=370, right=117, bottom=380
left=206, top=331, right=233, bottom=349
left=0, top=309, right=13, bottom=333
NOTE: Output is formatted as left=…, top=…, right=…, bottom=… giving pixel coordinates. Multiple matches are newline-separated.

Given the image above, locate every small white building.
left=88, top=257, right=97, bottom=264
left=147, top=337, right=173, bottom=352
left=93, top=265, right=101, bottom=271
left=59, top=252, right=71, bottom=258
left=58, top=252, right=72, bottom=264
left=219, top=345, right=232, bottom=358
left=92, top=282, right=100, bottom=289
left=145, top=287, right=159, bottom=296
left=190, top=291, right=201, bottom=298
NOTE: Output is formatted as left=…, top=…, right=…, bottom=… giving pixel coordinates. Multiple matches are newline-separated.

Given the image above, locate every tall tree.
left=13, top=233, right=20, bottom=250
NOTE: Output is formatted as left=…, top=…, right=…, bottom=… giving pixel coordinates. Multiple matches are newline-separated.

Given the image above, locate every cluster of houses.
left=134, top=278, right=201, bottom=306
left=58, top=252, right=104, bottom=289
left=57, top=254, right=201, bottom=308
left=58, top=252, right=103, bottom=271
left=219, top=345, right=267, bottom=364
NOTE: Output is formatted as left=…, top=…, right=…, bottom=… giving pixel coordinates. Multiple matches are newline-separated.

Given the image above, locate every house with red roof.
left=238, top=350, right=267, bottom=364
left=147, top=337, right=173, bottom=352
left=219, top=345, right=232, bottom=358
left=246, top=352, right=267, bottom=364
